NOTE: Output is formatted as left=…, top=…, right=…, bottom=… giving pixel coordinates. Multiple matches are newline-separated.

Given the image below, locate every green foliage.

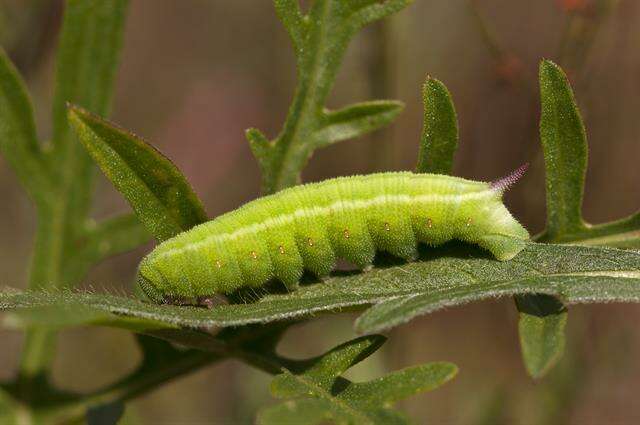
left=68, top=106, right=208, bottom=241
left=0, top=0, right=146, bottom=391
left=516, top=295, right=567, bottom=379
left=515, top=60, right=577, bottom=379
left=3, top=243, right=640, bottom=333
left=248, top=0, right=410, bottom=194
left=2, top=1, right=640, bottom=423
left=537, top=60, right=589, bottom=241
left=416, top=76, right=459, bottom=175
left=0, top=49, right=49, bottom=203
left=257, top=336, right=457, bottom=425
left=515, top=60, right=640, bottom=379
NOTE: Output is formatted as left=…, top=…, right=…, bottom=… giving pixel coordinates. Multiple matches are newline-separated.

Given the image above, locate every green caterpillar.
left=136, top=168, right=529, bottom=305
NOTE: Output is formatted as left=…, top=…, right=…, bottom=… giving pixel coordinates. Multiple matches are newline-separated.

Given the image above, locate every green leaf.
left=49, top=0, right=131, bottom=231
left=259, top=336, right=456, bottom=425
left=52, top=0, right=129, bottom=148
left=250, top=0, right=412, bottom=194
left=338, top=362, right=457, bottom=408
left=416, top=77, right=459, bottom=175
left=83, top=214, right=152, bottom=261
left=314, top=101, right=404, bottom=148
left=277, top=335, right=387, bottom=388
left=0, top=48, right=50, bottom=202
left=515, top=59, right=588, bottom=379
left=516, top=294, right=567, bottom=379
left=258, top=399, right=334, bottom=425
left=2, top=243, right=640, bottom=332
left=273, top=0, right=307, bottom=55
left=68, top=106, right=208, bottom=241
left=63, top=214, right=152, bottom=284
left=2, top=296, right=175, bottom=332
left=20, top=0, right=132, bottom=383
left=570, top=213, right=640, bottom=248
left=537, top=59, right=588, bottom=241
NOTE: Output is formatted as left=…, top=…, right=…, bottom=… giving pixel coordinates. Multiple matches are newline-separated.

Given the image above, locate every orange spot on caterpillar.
left=278, top=245, right=285, bottom=254
left=384, top=222, right=390, bottom=231
left=343, top=229, right=350, bottom=239
left=466, top=218, right=473, bottom=227
left=307, top=237, right=314, bottom=246
left=250, top=251, right=258, bottom=259
left=426, top=218, right=433, bottom=228
left=215, top=260, right=222, bottom=268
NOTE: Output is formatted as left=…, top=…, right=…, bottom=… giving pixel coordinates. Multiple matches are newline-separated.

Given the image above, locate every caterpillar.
left=136, top=167, right=529, bottom=306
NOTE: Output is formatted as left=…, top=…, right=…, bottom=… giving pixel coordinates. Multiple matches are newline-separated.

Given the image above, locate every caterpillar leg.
left=368, top=220, right=418, bottom=261
left=281, top=277, right=300, bottom=292
left=295, top=230, right=336, bottom=279
left=198, top=296, right=216, bottom=309
left=477, top=234, right=528, bottom=261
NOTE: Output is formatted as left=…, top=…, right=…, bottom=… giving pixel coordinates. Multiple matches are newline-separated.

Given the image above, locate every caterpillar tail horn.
left=490, top=163, right=529, bottom=194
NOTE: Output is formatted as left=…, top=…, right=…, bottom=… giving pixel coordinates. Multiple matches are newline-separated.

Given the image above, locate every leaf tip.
left=246, top=128, right=272, bottom=158
left=539, top=59, right=565, bottom=79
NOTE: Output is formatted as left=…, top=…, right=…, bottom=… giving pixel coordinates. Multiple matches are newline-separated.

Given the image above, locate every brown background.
left=1, top=0, right=639, bottom=423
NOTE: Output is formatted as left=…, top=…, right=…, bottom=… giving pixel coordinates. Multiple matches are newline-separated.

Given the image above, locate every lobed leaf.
left=272, top=335, right=387, bottom=396
left=315, top=101, right=404, bottom=148
left=416, top=77, right=459, bottom=175
left=339, top=362, right=457, bottom=408
left=249, top=0, right=412, bottom=194
left=259, top=335, right=455, bottom=425
left=68, top=106, right=208, bottom=241
left=1, top=243, right=639, bottom=332
left=19, top=0, right=133, bottom=382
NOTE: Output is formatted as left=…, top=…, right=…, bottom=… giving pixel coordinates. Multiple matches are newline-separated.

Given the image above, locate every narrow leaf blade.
left=315, top=100, right=404, bottom=148
left=273, top=0, right=307, bottom=54
left=68, top=106, right=207, bottom=240
left=52, top=0, right=129, bottom=146
left=416, top=77, right=459, bottom=174
left=352, top=0, right=414, bottom=27
left=538, top=60, right=588, bottom=240
left=342, top=362, right=457, bottom=407
left=516, top=294, right=567, bottom=379
left=0, top=49, right=49, bottom=200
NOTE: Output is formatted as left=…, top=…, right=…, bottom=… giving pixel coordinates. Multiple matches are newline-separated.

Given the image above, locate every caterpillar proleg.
left=136, top=169, right=529, bottom=305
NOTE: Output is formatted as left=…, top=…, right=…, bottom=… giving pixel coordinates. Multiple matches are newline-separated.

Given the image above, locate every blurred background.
left=1, top=0, right=640, bottom=423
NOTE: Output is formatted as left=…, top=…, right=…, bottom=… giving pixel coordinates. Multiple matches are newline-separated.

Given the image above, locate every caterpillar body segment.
left=136, top=172, right=529, bottom=304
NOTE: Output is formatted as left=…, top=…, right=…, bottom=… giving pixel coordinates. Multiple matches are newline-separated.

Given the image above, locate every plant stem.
left=44, top=351, right=220, bottom=423
left=41, top=328, right=290, bottom=423
left=19, top=206, right=66, bottom=395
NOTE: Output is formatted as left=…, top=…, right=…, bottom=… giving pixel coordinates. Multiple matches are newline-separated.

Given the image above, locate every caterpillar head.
left=134, top=260, right=164, bottom=303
